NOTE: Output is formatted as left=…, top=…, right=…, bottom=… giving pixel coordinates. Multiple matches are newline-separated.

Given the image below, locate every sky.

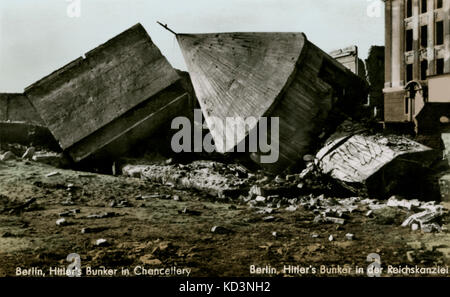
left=0, top=0, right=384, bottom=92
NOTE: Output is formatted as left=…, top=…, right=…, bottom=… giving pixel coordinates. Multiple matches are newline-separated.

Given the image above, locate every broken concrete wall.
left=314, top=124, right=439, bottom=199
left=25, top=23, right=191, bottom=162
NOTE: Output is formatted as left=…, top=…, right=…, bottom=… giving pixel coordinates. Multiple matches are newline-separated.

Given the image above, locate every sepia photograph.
left=0, top=0, right=449, bottom=293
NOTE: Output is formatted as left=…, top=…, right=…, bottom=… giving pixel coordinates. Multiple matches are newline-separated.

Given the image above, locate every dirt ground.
left=0, top=158, right=449, bottom=277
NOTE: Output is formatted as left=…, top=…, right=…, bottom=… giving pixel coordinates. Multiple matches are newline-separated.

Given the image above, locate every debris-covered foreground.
left=0, top=155, right=449, bottom=277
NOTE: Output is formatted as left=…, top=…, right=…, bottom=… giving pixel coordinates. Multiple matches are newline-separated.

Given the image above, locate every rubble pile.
left=243, top=191, right=447, bottom=233
left=0, top=144, right=67, bottom=168
left=123, top=161, right=254, bottom=198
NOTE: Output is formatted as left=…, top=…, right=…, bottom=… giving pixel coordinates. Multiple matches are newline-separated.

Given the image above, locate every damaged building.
left=330, top=45, right=386, bottom=121
left=383, top=0, right=450, bottom=201
left=383, top=0, right=450, bottom=131
left=329, top=46, right=366, bottom=79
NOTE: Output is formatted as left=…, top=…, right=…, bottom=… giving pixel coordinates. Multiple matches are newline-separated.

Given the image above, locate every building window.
left=406, top=64, right=414, bottom=82
left=407, top=0, right=413, bottom=17
left=421, top=0, right=428, bottom=13
left=406, top=29, right=414, bottom=51
left=436, top=58, right=444, bottom=74
left=421, top=60, right=428, bottom=80
left=436, top=0, right=443, bottom=9
left=421, top=25, right=428, bottom=48
left=436, top=21, right=444, bottom=45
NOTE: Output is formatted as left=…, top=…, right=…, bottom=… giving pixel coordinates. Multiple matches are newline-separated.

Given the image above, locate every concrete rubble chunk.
left=56, top=218, right=69, bottom=226
left=285, top=205, right=298, bottom=212
left=255, top=196, right=266, bottom=203
left=263, top=216, right=275, bottom=222
left=95, top=239, right=108, bottom=246
left=45, top=171, right=60, bottom=178
left=0, top=151, right=16, bottom=161
left=401, top=210, right=444, bottom=229
left=249, top=185, right=263, bottom=197
left=314, top=123, right=439, bottom=199
left=368, top=204, right=388, bottom=210
left=387, top=196, right=422, bottom=210
left=324, top=217, right=345, bottom=225
left=21, top=147, right=35, bottom=160
left=421, top=223, right=442, bottom=233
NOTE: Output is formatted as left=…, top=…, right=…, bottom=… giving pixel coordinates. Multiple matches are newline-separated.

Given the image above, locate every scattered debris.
left=56, top=218, right=69, bottom=226
left=262, top=216, right=276, bottom=222
left=328, top=235, right=334, bottom=242
left=178, top=207, right=202, bottom=216
left=345, top=233, right=354, bottom=241
left=21, top=147, right=35, bottom=160
left=401, top=210, right=443, bottom=229
left=95, top=239, right=109, bottom=247
left=406, top=251, right=415, bottom=262
left=325, top=217, right=345, bottom=225
left=81, top=227, right=108, bottom=234
left=211, top=226, right=233, bottom=234
left=86, top=212, right=118, bottom=219
left=0, top=151, right=16, bottom=161
left=45, top=171, right=60, bottom=178
left=421, top=223, right=442, bottom=233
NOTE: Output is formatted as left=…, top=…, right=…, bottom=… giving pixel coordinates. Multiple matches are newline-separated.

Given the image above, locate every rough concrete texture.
left=25, top=23, right=187, bottom=162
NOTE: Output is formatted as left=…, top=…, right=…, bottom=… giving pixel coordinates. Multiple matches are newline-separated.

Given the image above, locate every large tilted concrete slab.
left=177, top=32, right=368, bottom=173
left=25, top=23, right=191, bottom=162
